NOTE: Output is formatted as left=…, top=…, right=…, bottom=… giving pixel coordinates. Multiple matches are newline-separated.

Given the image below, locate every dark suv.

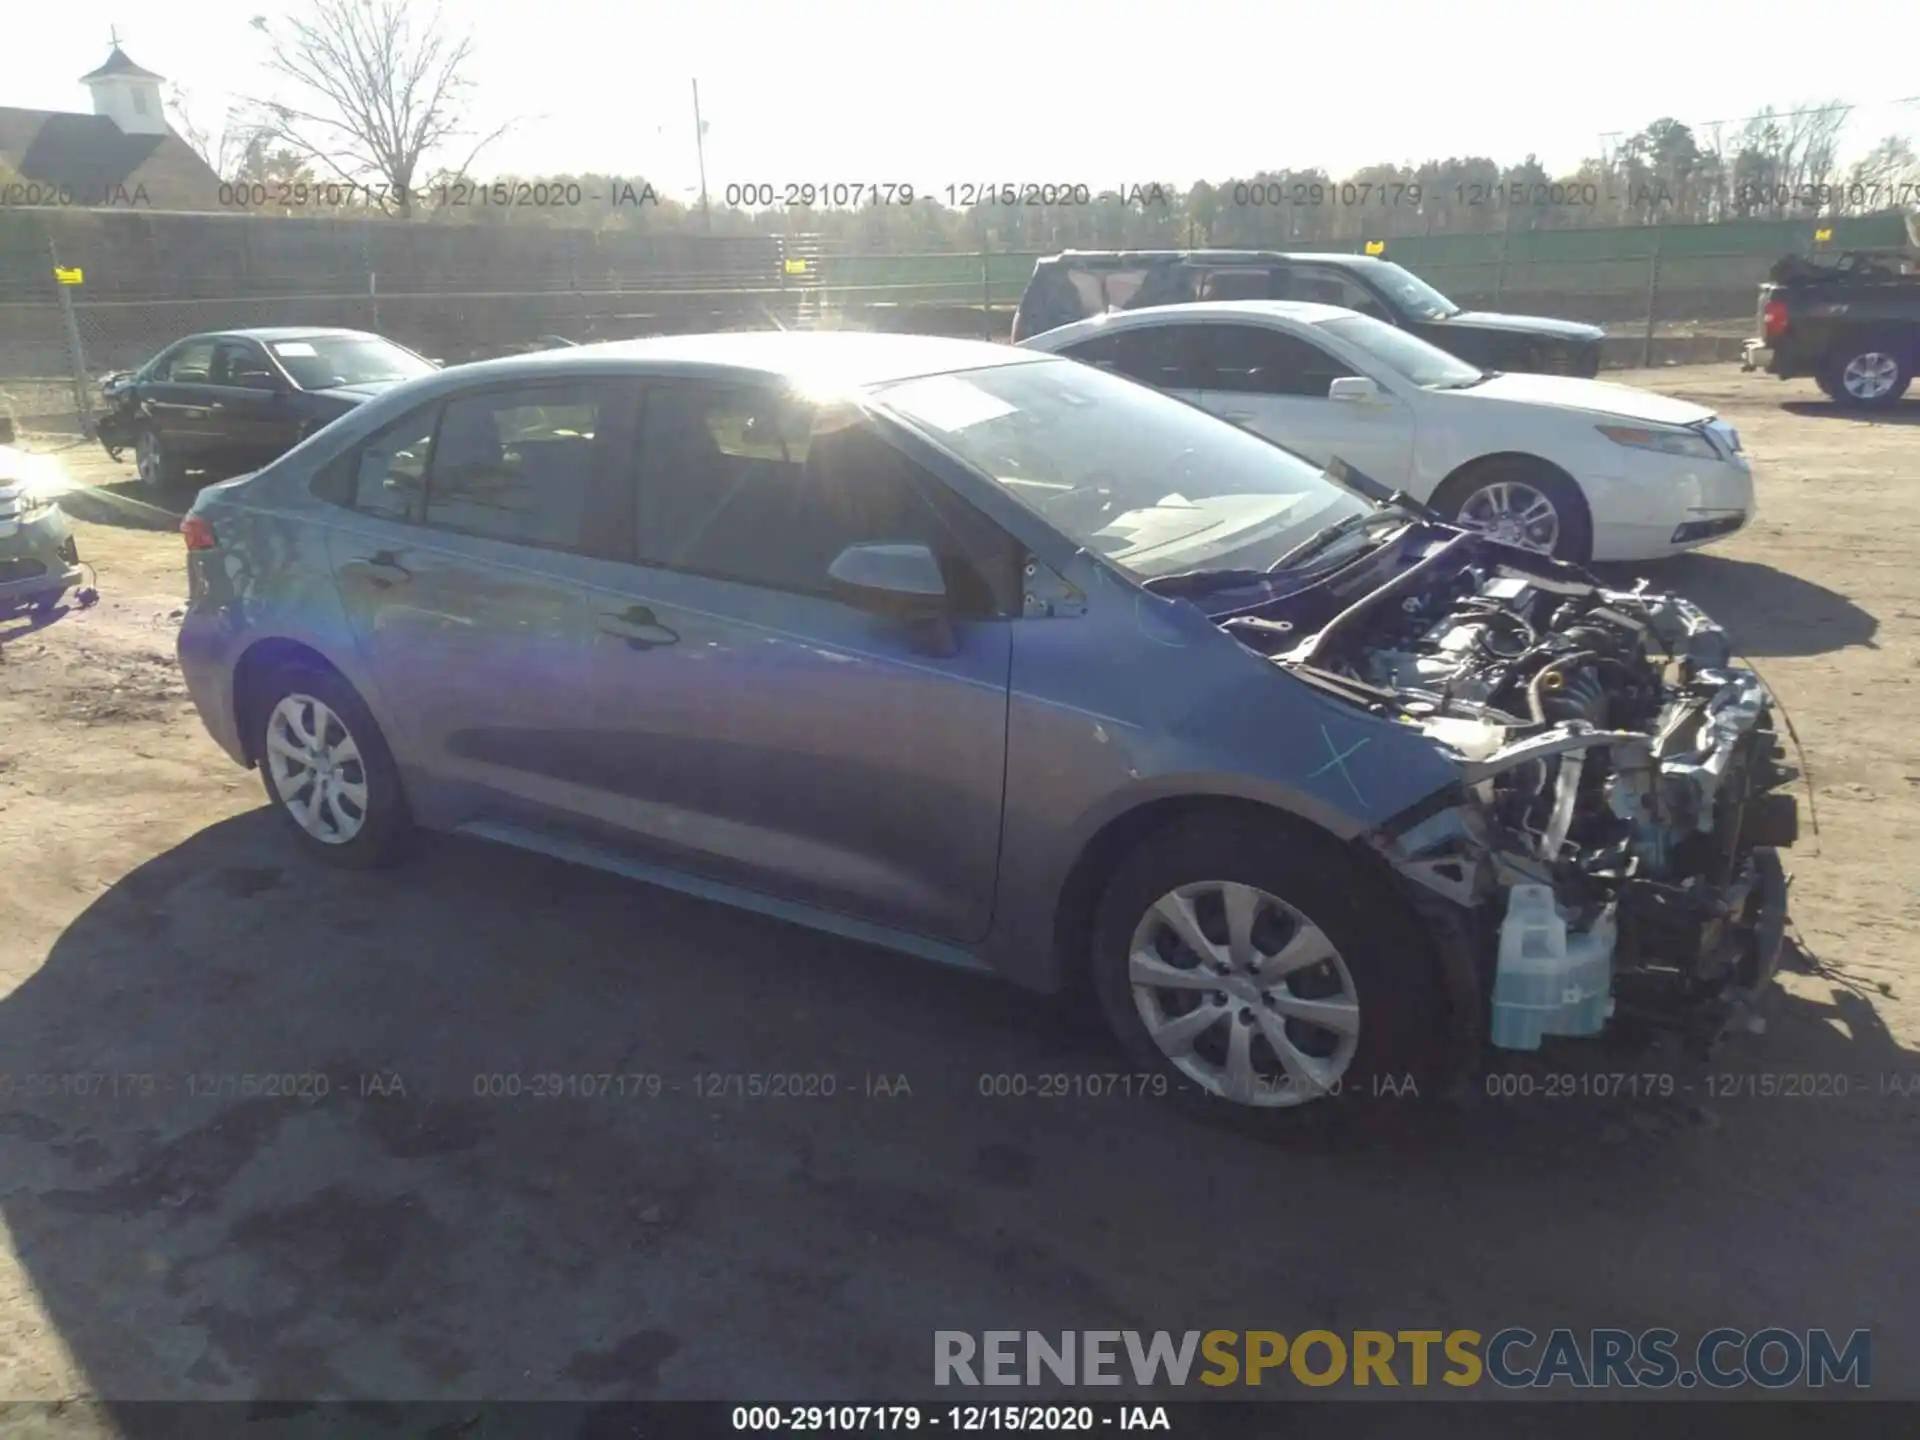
left=1012, top=250, right=1604, bottom=377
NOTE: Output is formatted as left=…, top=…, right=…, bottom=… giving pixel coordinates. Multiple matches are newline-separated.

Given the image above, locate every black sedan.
left=93, top=328, right=439, bottom=494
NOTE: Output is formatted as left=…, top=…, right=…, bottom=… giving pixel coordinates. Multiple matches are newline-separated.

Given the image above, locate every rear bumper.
left=177, top=605, right=249, bottom=767
left=0, top=511, right=84, bottom=606
left=1740, top=341, right=1774, bottom=374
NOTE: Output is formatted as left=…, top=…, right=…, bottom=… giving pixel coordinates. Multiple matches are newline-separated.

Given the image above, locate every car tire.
left=253, top=664, right=413, bottom=869
left=1088, top=815, right=1444, bottom=1130
left=1824, top=336, right=1912, bottom=410
left=134, top=425, right=188, bottom=496
left=1432, top=457, right=1593, bottom=564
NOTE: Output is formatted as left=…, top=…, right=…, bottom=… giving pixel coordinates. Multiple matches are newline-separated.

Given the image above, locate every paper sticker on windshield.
left=272, top=342, right=318, bottom=357
left=892, top=378, right=1015, bottom=433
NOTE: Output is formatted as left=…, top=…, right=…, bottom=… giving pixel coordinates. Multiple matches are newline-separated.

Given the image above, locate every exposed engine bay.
left=1228, top=530, right=1801, bottom=1054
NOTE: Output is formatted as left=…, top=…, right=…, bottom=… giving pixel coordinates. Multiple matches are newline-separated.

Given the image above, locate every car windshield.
left=873, top=357, right=1367, bottom=580
left=1319, top=314, right=1488, bottom=389
left=265, top=335, right=435, bottom=390
left=1364, top=261, right=1462, bottom=320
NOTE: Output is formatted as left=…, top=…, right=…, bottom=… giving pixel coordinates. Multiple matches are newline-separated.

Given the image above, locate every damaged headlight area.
left=1247, top=543, right=1800, bottom=1056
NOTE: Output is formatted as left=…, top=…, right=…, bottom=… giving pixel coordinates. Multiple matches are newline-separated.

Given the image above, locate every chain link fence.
left=0, top=224, right=1799, bottom=441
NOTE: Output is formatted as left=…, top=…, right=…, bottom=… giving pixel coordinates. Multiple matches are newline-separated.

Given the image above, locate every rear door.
left=142, top=337, right=222, bottom=457
left=322, top=379, right=637, bottom=827
left=1193, top=322, right=1416, bottom=484
left=564, top=379, right=1018, bottom=944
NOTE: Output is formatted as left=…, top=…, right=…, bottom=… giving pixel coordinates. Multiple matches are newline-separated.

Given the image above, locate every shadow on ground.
left=1593, top=552, right=1878, bottom=659
left=2, top=811, right=1916, bottom=1415
left=0, top=597, right=87, bottom=648
left=1780, top=399, right=1920, bottom=427
left=52, top=478, right=185, bottom=533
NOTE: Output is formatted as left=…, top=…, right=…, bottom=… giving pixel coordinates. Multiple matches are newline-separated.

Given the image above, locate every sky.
left=16, top=0, right=1920, bottom=207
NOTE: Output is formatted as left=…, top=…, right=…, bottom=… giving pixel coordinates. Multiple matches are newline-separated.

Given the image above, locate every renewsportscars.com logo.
left=934, top=1329, right=1872, bottom=1390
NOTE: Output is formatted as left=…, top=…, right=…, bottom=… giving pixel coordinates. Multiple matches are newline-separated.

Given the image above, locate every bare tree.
left=166, top=85, right=265, bottom=182
left=1845, top=135, right=1920, bottom=210
left=244, top=0, right=509, bottom=214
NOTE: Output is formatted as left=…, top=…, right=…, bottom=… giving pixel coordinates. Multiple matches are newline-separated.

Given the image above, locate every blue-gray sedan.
left=176, top=331, right=1797, bottom=1121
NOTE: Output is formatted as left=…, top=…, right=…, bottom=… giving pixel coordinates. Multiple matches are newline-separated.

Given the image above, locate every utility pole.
left=692, top=80, right=712, bottom=233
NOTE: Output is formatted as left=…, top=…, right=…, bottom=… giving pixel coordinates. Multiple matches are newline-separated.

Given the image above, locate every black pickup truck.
left=1011, top=249, right=1606, bottom=376
left=1742, top=245, right=1920, bottom=409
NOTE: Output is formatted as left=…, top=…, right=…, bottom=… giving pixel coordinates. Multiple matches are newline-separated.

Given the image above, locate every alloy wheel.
left=1455, top=480, right=1561, bottom=554
left=136, top=430, right=160, bottom=486
left=265, top=693, right=370, bottom=844
left=1841, top=352, right=1900, bottom=401
left=1128, top=881, right=1361, bottom=1107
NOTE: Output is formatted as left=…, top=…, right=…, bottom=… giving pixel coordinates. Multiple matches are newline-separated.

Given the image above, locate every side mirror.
left=1329, top=376, right=1383, bottom=404
left=827, top=543, right=949, bottom=619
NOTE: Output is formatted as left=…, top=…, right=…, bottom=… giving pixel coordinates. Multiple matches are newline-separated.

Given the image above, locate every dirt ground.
left=1, top=366, right=1917, bottom=1415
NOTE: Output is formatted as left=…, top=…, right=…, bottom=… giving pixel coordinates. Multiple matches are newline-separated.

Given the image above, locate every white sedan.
left=1018, top=300, right=1754, bottom=563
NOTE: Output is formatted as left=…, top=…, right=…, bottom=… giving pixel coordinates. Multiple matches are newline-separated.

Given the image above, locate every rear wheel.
left=134, top=425, right=187, bottom=496
left=253, top=665, right=413, bottom=869
left=1432, top=457, right=1593, bottom=563
left=1088, top=817, right=1443, bottom=1128
left=1824, top=337, right=1912, bottom=410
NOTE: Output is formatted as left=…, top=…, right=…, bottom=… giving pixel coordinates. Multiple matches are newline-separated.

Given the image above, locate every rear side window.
left=351, top=410, right=437, bottom=522
left=1061, top=326, right=1201, bottom=390
left=424, top=386, right=606, bottom=549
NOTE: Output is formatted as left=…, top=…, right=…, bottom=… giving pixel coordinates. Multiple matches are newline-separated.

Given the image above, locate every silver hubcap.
left=265, top=693, right=370, bottom=844
left=1842, top=352, right=1899, bottom=400
left=1456, top=480, right=1560, bottom=553
left=1129, top=881, right=1361, bottom=1107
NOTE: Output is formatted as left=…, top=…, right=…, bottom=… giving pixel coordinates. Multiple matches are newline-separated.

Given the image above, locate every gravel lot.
left=1, top=365, right=1917, bottom=1410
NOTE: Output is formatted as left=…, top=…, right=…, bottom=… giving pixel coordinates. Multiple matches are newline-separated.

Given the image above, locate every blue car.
left=175, top=332, right=1797, bottom=1123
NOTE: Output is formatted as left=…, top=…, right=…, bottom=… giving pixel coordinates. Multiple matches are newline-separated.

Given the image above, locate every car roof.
left=427, top=330, right=1049, bottom=388
left=1026, top=299, right=1358, bottom=346
left=210, top=327, right=381, bottom=343
left=1038, top=250, right=1382, bottom=271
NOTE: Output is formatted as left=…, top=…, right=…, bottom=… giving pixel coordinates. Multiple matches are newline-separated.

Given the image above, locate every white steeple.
left=80, top=33, right=169, bottom=136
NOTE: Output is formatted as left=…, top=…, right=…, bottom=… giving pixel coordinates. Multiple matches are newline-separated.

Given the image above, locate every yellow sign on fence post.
left=784, top=258, right=810, bottom=276
left=1362, top=240, right=1386, bottom=257
left=53, top=266, right=84, bottom=285
left=1812, top=227, right=1833, bottom=246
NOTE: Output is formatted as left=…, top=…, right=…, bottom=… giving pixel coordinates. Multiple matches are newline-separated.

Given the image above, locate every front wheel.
left=1432, top=459, right=1593, bottom=563
left=254, top=666, right=413, bottom=869
left=1089, top=817, right=1443, bottom=1127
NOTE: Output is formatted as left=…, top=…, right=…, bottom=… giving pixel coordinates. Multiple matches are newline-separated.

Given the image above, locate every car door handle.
left=340, top=553, right=412, bottom=588
left=597, top=605, right=679, bottom=649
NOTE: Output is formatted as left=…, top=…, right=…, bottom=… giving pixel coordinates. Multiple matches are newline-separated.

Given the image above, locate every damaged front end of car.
left=89, top=371, right=142, bottom=460
left=1236, top=530, right=1800, bottom=1060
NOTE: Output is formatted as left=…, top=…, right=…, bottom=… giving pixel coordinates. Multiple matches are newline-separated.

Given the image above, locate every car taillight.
left=181, top=516, right=217, bottom=550
left=1762, top=299, right=1788, bottom=341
